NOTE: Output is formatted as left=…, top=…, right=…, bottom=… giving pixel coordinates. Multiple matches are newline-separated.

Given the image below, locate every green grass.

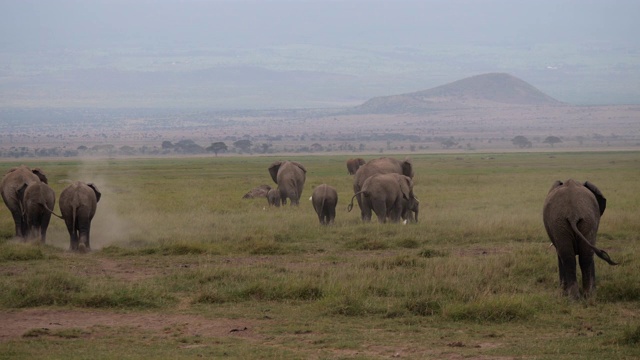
left=0, top=152, right=639, bottom=358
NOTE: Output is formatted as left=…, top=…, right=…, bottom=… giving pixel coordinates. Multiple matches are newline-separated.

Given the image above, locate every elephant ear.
left=290, top=161, right=307, bottom=174
left=584, top=181, right=606, bottom=216
left=548, top=180, right=563, bottom=194
left=87, top=183, right=102, bottom=203
left=398, top=175, right=413, bottom=200
left=268, top=161, right=282, bottom=184
left=32, top=168, right=48, bottom=184
left=401, top=158, right=414, bottom=179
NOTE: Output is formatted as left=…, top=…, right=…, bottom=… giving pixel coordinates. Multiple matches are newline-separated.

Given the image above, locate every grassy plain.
left=0, top=151, right=639, bottom=359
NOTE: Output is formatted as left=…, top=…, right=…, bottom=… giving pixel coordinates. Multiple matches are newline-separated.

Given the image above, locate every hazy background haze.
left=1, top=0, right=639, bottom=109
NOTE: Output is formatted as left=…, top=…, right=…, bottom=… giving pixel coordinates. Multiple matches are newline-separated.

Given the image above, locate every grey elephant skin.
left=311, top=184, right=338, bottom=225
left=542, top=179, right=617, bottom=299
left=1, top=165, right=49, bottom=238
left=59, top=181, right=101, bottom=251
left=353, top=157, right=414, bottom=221
left=349, top=173, right=416, bottom=223
left=401, top=196, right=419, bottom=223
left=346, top=158, right=366, bottom=175
left=266, top=187, right=281, bottom=207
left=242, top=184, right=272, bottom=199
left=268, top=160, right=307, bottom=206
left=17, top=182, right=56, bottom=243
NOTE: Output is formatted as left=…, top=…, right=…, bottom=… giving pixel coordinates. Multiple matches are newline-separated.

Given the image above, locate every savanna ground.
left=0, top=151, right=639, bottom=359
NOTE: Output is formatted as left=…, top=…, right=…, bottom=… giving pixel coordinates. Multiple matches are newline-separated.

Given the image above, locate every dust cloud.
left=51, top=158, right=137, bottom=250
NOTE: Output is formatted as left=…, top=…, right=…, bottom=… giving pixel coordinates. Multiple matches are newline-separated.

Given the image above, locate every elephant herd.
left=1, top=165, right=101, bottom=251
left=263, top=156, right=618, bottom=299
left=1, top=159, right=620, bottom=299
left=263, top=157, right=419, bottom=225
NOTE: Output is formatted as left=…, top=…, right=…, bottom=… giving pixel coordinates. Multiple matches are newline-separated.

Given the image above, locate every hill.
left=354, top=73, right=563, bottom=114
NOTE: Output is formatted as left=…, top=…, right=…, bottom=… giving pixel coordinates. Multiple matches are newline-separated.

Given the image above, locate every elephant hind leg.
left=8, top=209, right=25, bottom=238
left=558, top=255, right=579, bottom=299
left=579, top=254, right=596, bottom=298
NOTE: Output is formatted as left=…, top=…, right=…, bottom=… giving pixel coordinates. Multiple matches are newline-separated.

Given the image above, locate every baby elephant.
left=59, top=181, right=101, bottom=252
left=402, top=197, right=419, bottom=223
left=17, top=182, right=56, bottom=243
left=311, top=184, right=338, bottom=225
left=266, top=187, right=281, bottom=207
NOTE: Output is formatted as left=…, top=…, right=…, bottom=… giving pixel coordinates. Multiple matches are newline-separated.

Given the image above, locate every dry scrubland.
left=0, top=152, right=639, bottom=359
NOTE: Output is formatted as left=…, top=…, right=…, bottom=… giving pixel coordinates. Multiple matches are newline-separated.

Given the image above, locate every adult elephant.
left=268, top=160, right=306, bottom=206
left=17, top=182, right=56, bottom=243
left=1, top=165, right=49, bottom=238
left=346, top=158, right=366, bottom=175
left=353, top=157, right=414, bottom=221
left=542, top=179, right=617, bottom=299
left=59, top=181, right=101, bottom=252
left=348, top=173, right=416, bottom=223
left=311, top=184, right=338, bottom=225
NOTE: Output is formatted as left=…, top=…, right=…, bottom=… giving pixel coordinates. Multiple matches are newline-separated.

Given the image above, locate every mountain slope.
left=355, top=73, right=563, bottom=113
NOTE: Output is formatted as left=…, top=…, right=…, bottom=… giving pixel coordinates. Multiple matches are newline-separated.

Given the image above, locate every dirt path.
left=0, top=309, right=257, bottom=341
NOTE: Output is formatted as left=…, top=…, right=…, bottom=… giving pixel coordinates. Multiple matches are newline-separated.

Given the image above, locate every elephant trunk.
left=568, top=219, right=618, bottom=265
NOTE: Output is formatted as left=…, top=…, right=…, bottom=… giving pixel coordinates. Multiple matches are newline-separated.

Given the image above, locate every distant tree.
left=206, top=142, right=228, bottom=156
left=161, top=141, right=173, bottom=149
left=119, top=145, right=136, bottom=155
left=233, top=139, right=252, bottom=153
left=260, top=143, right=272, bottom=153
left=174, top=139, right=205, bottom=154
left=512, top=135, right=532, bottom=148
left=310, top=143, right=323, bottom=152
left=441, top=138, right=458, bottom=149
left=543, top=136, right=562, bottom=147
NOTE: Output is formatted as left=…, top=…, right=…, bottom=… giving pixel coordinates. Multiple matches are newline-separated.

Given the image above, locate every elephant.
left=268, top=160, right=306, bottom=206
left=401, top=196, right=419, bottom=223
left=311, top=184, right=338, bottom=225
left=353, top=157, right=414, bottom=221
left=542, top=179, right=617, bottom=299
left=266, top=187, right=281, bottom=207
left=59, top=181, right=101, bottom=252
left=348, top=173, right=416, bottom=223
left=17, top=182, right=56, bottom=243
left=1, top=165, right=49, bottom=238
left=346, top=158, right=366, bottom=175
left=242, top=184, right=272, bottom=199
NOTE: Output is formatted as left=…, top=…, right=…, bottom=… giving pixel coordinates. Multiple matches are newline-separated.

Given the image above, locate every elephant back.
left=1, top=166, right=43, bottom=200
left=60, top=181, right=100, bottom=211
left=24, top=182, right=56, bottom=207
left=354, top=157, right=413, bottom=191
left=543, top=179, right=603, bottom=225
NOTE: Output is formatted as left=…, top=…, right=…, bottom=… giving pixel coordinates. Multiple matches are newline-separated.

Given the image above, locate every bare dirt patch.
left=0, top=308, right=258, bottom=342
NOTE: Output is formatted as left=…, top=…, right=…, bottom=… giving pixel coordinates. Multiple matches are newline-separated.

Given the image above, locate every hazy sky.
left=1, top=0, right=639, bottom=108
left=2, top=0, right=639, bottom=51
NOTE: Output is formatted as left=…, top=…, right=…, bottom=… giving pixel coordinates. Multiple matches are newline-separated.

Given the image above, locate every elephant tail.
left=347, top=191, right=364, bottom=212
left=569, top=219, right=618, bottom=265
left=42, top=202, right=63, bottom=219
